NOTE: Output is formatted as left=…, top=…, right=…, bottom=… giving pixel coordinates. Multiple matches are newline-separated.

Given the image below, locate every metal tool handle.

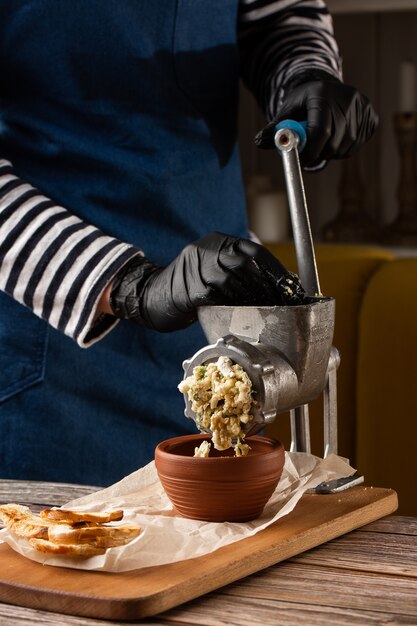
left=274, top=120, right=321, bottom=297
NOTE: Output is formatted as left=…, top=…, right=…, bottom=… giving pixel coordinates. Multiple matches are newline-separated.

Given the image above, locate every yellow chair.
left=357, top=258, right=417, bottom=515
left=264, top=243, right=394, bottom=467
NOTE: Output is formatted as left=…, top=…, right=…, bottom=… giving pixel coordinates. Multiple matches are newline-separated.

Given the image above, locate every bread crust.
left=40, top=508, right=124, bottom=523
left=47, top=523, right=141, bottom=547
left=29, top=537, right=106, bottom=557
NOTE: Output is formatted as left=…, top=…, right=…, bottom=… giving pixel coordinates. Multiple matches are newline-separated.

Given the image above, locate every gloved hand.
left=255, top=70, right=378, bottom=168
left=110, top=232, right=305, bottom=332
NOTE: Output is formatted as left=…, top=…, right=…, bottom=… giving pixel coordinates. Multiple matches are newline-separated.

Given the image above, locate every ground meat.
left=178, top=356, right=254, bottom=454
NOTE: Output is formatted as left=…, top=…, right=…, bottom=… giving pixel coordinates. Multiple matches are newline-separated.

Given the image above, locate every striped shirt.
left=0, top=0, right=341, bottom=348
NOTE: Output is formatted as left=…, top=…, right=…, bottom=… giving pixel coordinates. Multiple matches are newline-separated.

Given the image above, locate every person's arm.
left=238, top=0, right=378, bottom=168
left=1, top=159, right=305, bottom=345
left=238, top=0, right=342, bottom=122
left=0, top=159, right=142, bottom=347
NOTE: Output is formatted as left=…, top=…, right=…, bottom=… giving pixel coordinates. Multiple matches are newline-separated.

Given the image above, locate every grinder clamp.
left=181, top=120, right=363, bottom=492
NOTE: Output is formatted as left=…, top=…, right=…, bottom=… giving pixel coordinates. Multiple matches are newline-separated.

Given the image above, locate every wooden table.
left=0, top=479, right=416, bottom=626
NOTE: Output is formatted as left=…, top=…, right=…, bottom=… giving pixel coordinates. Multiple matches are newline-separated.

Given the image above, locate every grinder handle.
left=274, top=119, right=321, bottom=296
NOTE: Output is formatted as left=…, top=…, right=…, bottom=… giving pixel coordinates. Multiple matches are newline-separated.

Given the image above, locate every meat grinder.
left=181, top=120, right=362, bottom=492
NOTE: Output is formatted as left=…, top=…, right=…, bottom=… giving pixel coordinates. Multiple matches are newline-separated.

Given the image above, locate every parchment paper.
left=0, top=452, right=355, bottom=572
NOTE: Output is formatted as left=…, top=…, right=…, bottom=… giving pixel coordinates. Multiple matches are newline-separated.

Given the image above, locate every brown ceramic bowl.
left=155, top=434, right=285, bottom=522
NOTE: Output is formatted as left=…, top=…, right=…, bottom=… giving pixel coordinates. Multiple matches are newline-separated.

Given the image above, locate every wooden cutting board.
left=0, top=486, right=397, bottom=621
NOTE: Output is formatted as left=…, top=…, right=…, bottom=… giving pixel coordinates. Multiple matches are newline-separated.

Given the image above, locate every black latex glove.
left=110, top=232, right=305, bottom=332
left=255, top=70, right=378, bottom=168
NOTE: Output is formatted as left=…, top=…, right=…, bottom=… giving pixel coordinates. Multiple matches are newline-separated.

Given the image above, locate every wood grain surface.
left=0, top=481, right=415, bottom=626
left=0, top=485, right=398, bottom=621
left=0, top=479, right=98, bottom=508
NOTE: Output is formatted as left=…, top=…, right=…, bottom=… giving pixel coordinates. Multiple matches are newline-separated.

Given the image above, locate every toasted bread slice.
left=1, top=504, right=139, bottom=557
left=0, top=503, right=33, bottom=524
left=0, top=504, right=49, bottom=539
left=29, top=537, right=106, bottom=557
left=0, top=503, right=30, bottom=518
left=0, top=503, right=83, bottom=539
left=47, top=522, right=141, bottom=547
left=40, top=508, right=124, bottom=523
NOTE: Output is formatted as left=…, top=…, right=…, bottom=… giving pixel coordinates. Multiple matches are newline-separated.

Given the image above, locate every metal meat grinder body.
left=181, top=120, right=362, bottom=493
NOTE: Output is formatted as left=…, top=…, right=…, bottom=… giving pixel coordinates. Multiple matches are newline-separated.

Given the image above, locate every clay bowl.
left=155, top=434, right=285, bottom=522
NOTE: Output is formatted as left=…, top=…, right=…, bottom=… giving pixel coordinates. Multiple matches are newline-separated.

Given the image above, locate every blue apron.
left=0, top=1, right=248, bottom=485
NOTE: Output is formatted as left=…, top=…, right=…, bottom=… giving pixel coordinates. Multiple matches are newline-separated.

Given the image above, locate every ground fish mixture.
left=178, top=356, right=254, bottom=455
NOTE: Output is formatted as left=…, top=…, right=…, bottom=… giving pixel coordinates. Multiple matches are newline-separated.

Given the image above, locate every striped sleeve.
left=0, top=159, right=142, bottom=348
left=238, top=0, right=343, bottom=121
